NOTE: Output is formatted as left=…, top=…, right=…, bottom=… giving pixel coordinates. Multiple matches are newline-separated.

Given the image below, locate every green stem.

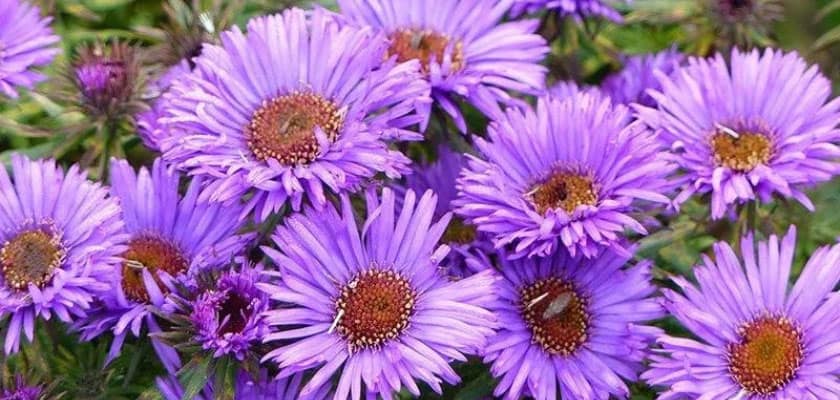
left=745, top=201, right=758, bottom=235
left=122, top=343, right=144, bottom=388
left=98, top=120, right=119, bottom=182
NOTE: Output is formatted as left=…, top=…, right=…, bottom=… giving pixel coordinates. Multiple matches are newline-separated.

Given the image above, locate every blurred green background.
left=2, top=0, right=840, bottom=398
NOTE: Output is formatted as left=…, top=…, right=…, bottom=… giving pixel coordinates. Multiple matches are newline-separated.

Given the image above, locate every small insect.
left=542, top=293, right=572, bottom=320
left=526, top=292, right=549, bottom=309
left=124, top=259, right=146, bottom=270
left=328, top=309, right=345, bottom=334
left=199, top=12, right=215, bottom=34
left=554, top=182, right=568, bottom=201
left=715, top=123, right=740, bottom=139
left=410, top=31, right=425, bottom=50
left=730, top=389, right=748, bottom=400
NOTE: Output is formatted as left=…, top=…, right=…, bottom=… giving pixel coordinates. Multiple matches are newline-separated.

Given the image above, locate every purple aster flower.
left=74, top=158, right=251, bottom=373
left=398, top=145, right=491, bottom=278
left=160, top=8, right=431, bottom=220
left=644, top=226, right=840, bottom=399
left=484, top=247, right=662, bottom=400
left=600, top=48, right=684, bottom=108
left=260, top=188, right=498, bottom=399
left=0, top=154, right=126, bottom=354
left=0, top=0, right=60, bottom=98
left=137, top=60, right=191, bottom=151
left=338, top=0, right=549, bottom=132
left=455, top=92, right=673, bottom=259
left=163, top=262, right=270, bottom=361
left=637, top=49, right=840, bottom=219
left=1, top=375, right=42, bottom=400
left=511, top=0, right=628, bottom=22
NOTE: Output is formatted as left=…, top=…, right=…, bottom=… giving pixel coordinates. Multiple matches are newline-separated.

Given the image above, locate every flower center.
left=388, top=29, right=464, bottom=73
left=0, top=230, right=64, bottom=291
left=530, top=171, right=597, bottom=214
left=121, top=234, right=189, bottom=303
left=728, top=316, right=803, bottom=395
left=218, top=291, right=252, bottom=335
left=245, top=92, right=343, bottom=165
left=520, top=277, right=589, bottom=356
left=711, top=130, right=772, bottom=172
left=442, top=217, right=478, bottom=245
left=335, top=269, right=416, bottom=351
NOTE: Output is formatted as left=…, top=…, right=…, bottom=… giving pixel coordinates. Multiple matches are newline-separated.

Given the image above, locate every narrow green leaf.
left=178, top=357, right=211, bottom=400
left=816, top=0, right=840, bottom=21
left=813, top=24, right=840, bottom=51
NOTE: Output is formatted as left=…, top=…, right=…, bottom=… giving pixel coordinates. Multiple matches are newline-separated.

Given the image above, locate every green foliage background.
left=2, top=0, right=840, bottom=399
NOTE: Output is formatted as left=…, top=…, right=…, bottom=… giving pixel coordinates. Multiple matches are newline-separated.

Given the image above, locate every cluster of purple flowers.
left=3, top=0, right=840, bottom=399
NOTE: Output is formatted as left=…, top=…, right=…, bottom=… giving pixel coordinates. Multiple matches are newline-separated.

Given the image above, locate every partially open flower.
left=162, top=262, right=271, bottom=361
left=68, top=41, right=145, bottom=120
left=708, top=0, right=783, bottom=46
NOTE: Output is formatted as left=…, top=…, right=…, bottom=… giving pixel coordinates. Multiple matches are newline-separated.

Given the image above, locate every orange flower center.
left=728, top=316, right=803, bottom=395
left=520, top=277, right=590, bottom=356
left=711, top=131, right=772, bottom=172
left=0, top=230, right=64, bottom=291
left=336, top=269, right=416, bottom=351
left=245, top=92, right=343, bottom=165
left=529, top=171, right=597, bottom=214
left=388, top=29, right=464, bottom=73
left=121, top=234, right=189, bottom=303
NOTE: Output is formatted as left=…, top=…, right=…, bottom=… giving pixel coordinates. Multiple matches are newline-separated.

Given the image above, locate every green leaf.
left=813, top=24, right=840, bottom=51
left=212, top=357, right=236, bottom=400
left=453, top=370, right=495, bottom=400
left=178, top=357, right=211, bottom=400
left=816, top=0, right=840, bottom=21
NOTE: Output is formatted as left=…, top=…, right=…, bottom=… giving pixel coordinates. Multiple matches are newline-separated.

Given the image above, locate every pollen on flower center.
left=388, top=29, right=464, bottom=73
left=219, top=291, right=252, bottom=335
left=245, top=92, right=344, bottom=165
left=520, top=277, right=590, bottom=356
left=121, top=234, right=189, bottom=303
left=530, top=171, right=598, bottom=214
left=335, top=269, right=416, bottom=351
left=0, top=229, right=64, bottom=291
left=442, top=217, right=478, bottom=245
left=728, top=316, right=804, bottom=395
left=711, top=130, right=772, bottom=172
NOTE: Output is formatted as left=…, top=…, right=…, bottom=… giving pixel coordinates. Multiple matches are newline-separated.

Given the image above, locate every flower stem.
left=98, top=119, right=119, bottom=182
left=745, top=201, right=758, bottom=234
